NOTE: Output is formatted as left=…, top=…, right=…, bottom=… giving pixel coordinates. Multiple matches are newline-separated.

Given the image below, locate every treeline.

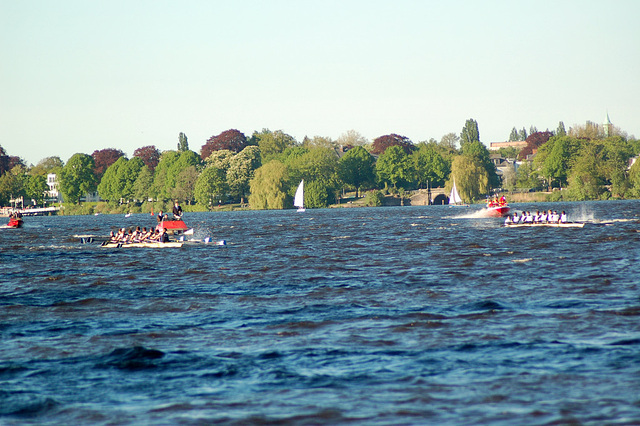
left=1, top=119, right=639, bottom=211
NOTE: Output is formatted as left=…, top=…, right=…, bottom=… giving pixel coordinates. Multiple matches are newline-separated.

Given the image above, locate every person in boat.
left=157, top=211, right=164, bottom=223
left=560, top=211, right=568, bottom=223
left=504, top=215, right=513, bottom=225
left=172, top=201, right=183, bottom=220
left=160, top=228, right=170, bottom=243
left=499, top=195, right=506, bottom=205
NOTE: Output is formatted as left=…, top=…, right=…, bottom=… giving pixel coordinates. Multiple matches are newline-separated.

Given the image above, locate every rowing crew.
left=108, top=226, right=170, bottom=244
left=505, top=210, right=568, bottom=225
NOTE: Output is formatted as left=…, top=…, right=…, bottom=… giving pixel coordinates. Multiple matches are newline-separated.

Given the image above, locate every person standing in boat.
left=157, top=211, right=164, bottom=223
left=172, top=201, right=183, bottom=220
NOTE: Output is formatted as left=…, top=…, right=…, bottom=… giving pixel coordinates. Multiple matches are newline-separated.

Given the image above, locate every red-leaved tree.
left=92, top=148, right=125, bottom=179
left=371, top=134, right=415, bottom=155
left=133, top=145, right=161, bottom=171
left=518, top=131, right=554, bottom=160
left=200, top=129, right=248, bottom=160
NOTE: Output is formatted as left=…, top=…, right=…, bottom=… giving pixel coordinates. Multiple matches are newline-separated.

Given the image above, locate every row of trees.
left=1, top=119, right=639, bottom=210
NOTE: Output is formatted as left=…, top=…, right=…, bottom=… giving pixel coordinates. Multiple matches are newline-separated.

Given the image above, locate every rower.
left=560, top=211, right=568, bottom=223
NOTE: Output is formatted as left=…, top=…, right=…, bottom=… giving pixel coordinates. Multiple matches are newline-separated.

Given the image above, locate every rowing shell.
left=505, top=222, right=585, bottom=228
left=102, top=241, right=183, bottom=248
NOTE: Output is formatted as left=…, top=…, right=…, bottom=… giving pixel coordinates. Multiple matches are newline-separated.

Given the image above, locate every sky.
left=1, top=0, right=639, bottom=166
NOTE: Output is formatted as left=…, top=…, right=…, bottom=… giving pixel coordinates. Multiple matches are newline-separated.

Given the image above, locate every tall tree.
left=413, top=143, right=449, bottom=188
left=0, top=165, right=27, bottom=206
left=518, top=131, right=554, bottom=160
left=25, top=174, right=48, bottom=205
left=133, top=165, right=154, bottom=202
left=371, top=134, right=415, bottom=155
left=29, top=156, right=64, bottom=177
left=200, top=129, right=248, bottom=160
left=509, top=127, right=519, bottom=142
left=59, top=153, right=96, bottom=204
left=178, top=132, right=189, bottom=152
left=518, top=127, right=528, bottom=141
left=250, top=129, right=297, bottom=163
left=556, top=121, right=567, bottom=137
left=195, top=165, right=228, bottom=208
left=376, top=145, right=415, bottom=189
left=337, top=130, right=368, bottom=149
left=449, top=155, right=489, bottom=202
left=248, top=160, right=289, bottom=210
left=460, top=119, right=480, bottom=149
left=439, top=133, right=459, bottom=150
left=133, top=145, right=161, bottom=171
left=462, top=140, right=499, bottom=188
left=92, top=149, right=125, bottom=180
left=227, top=146, right=261, bottom=203
left=337, top=146, right=376, bottom=197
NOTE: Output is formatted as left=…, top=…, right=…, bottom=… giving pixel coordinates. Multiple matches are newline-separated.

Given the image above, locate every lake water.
left=1, top=201, right=640, bottom=425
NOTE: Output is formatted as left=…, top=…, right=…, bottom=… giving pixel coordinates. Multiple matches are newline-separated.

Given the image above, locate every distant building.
left=489, top=141, right=527, bottom=151
left=47, top=173, right=62, bottom=201
left=490, top=154, right=518, bottom=176
left=45, top=173, right=101, bottom=203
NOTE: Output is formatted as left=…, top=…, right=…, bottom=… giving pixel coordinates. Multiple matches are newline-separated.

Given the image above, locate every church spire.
left=604, top=111, right=612, bottom=137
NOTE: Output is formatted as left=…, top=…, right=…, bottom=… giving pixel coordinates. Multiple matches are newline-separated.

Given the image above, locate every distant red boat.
left=485, top=197, right=510, bottom=217
left=3, top=217, right=23, bottom=229
left=156, top=219, right=188, bottom=234
left=485, top=204, right=511, bottom=217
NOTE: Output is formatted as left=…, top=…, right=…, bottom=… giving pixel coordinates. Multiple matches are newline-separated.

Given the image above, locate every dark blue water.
left=1, top=201, right=640, bottom=425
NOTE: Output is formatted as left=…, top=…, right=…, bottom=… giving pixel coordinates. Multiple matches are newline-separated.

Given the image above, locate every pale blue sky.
left=2, top=0, right=639, bottom=165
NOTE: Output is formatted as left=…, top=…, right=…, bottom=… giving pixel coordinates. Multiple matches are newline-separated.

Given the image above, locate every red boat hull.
left=6, top=218, right=23, bottom=228
left=156, top=220, right=188, bottom=234
left=486, top=206, right=511, bottom=217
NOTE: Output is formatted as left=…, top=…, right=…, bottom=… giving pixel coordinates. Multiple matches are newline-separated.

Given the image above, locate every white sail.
left=449, top=180, right=462, bottom=205
left=294, top=180, right=305, bottom=212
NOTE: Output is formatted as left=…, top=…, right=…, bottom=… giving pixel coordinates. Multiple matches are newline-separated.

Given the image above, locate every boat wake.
left=447, top=208, right=493, bottom=219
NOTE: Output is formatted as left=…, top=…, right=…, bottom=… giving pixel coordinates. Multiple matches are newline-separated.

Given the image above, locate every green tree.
left=251, top=129, right=297, bottom=163
left=25, top=174, right=48, bottom=205
left=462, top=140, right=499, bottom=188
left=566, top=144, right=605, bottom=200
left=413, top=143, right=449, bottom=188
left=449, top=155, right=489, bottom=202
left=556, top=121, right=567, bottom=137
left=29, top=156, right=64, bottom=177
left=59, top=153, right=96, bottom=204
left=227, top=146, right=261, bottom=203
left=178, top=132, right=189, bottom=152
left=376, top=145, right=415, bottom=190
left=509, top=127, right=518, bottom=141
left=195, top=166, right=228, bottom=208
left=541, top=137, right=571, bottom=189
left=0, top=165, right=27, bottom=206
left=337, top=146, right=376, bottom=197
left=133, top=165, right=154, bottom=202
left=518, top=127, right=528, bottom=141
left=171, top=165, right=199, bottom=203
left=439, top=132, right=459, bottom=150
left=151, top=151, right=180, bottom=200
left=515, top=161, right=540, bottom=190
left=248, top=160, right=288, bottom=210
left=97, top=156, right=126, bottom=202
left=460, top=119, right=480, bottom=149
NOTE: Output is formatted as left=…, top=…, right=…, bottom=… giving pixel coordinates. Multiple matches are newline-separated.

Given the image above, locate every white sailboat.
left=449, top=180, right=464, bottom=206
left=294, top=180, right=305, bottom=212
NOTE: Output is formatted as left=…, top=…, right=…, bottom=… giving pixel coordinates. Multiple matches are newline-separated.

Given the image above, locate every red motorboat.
left=3, top=216, right=23, bottom=228
left=156, top=219, right=189, bottom=234
left=485, top=197, right=510, bottom=217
